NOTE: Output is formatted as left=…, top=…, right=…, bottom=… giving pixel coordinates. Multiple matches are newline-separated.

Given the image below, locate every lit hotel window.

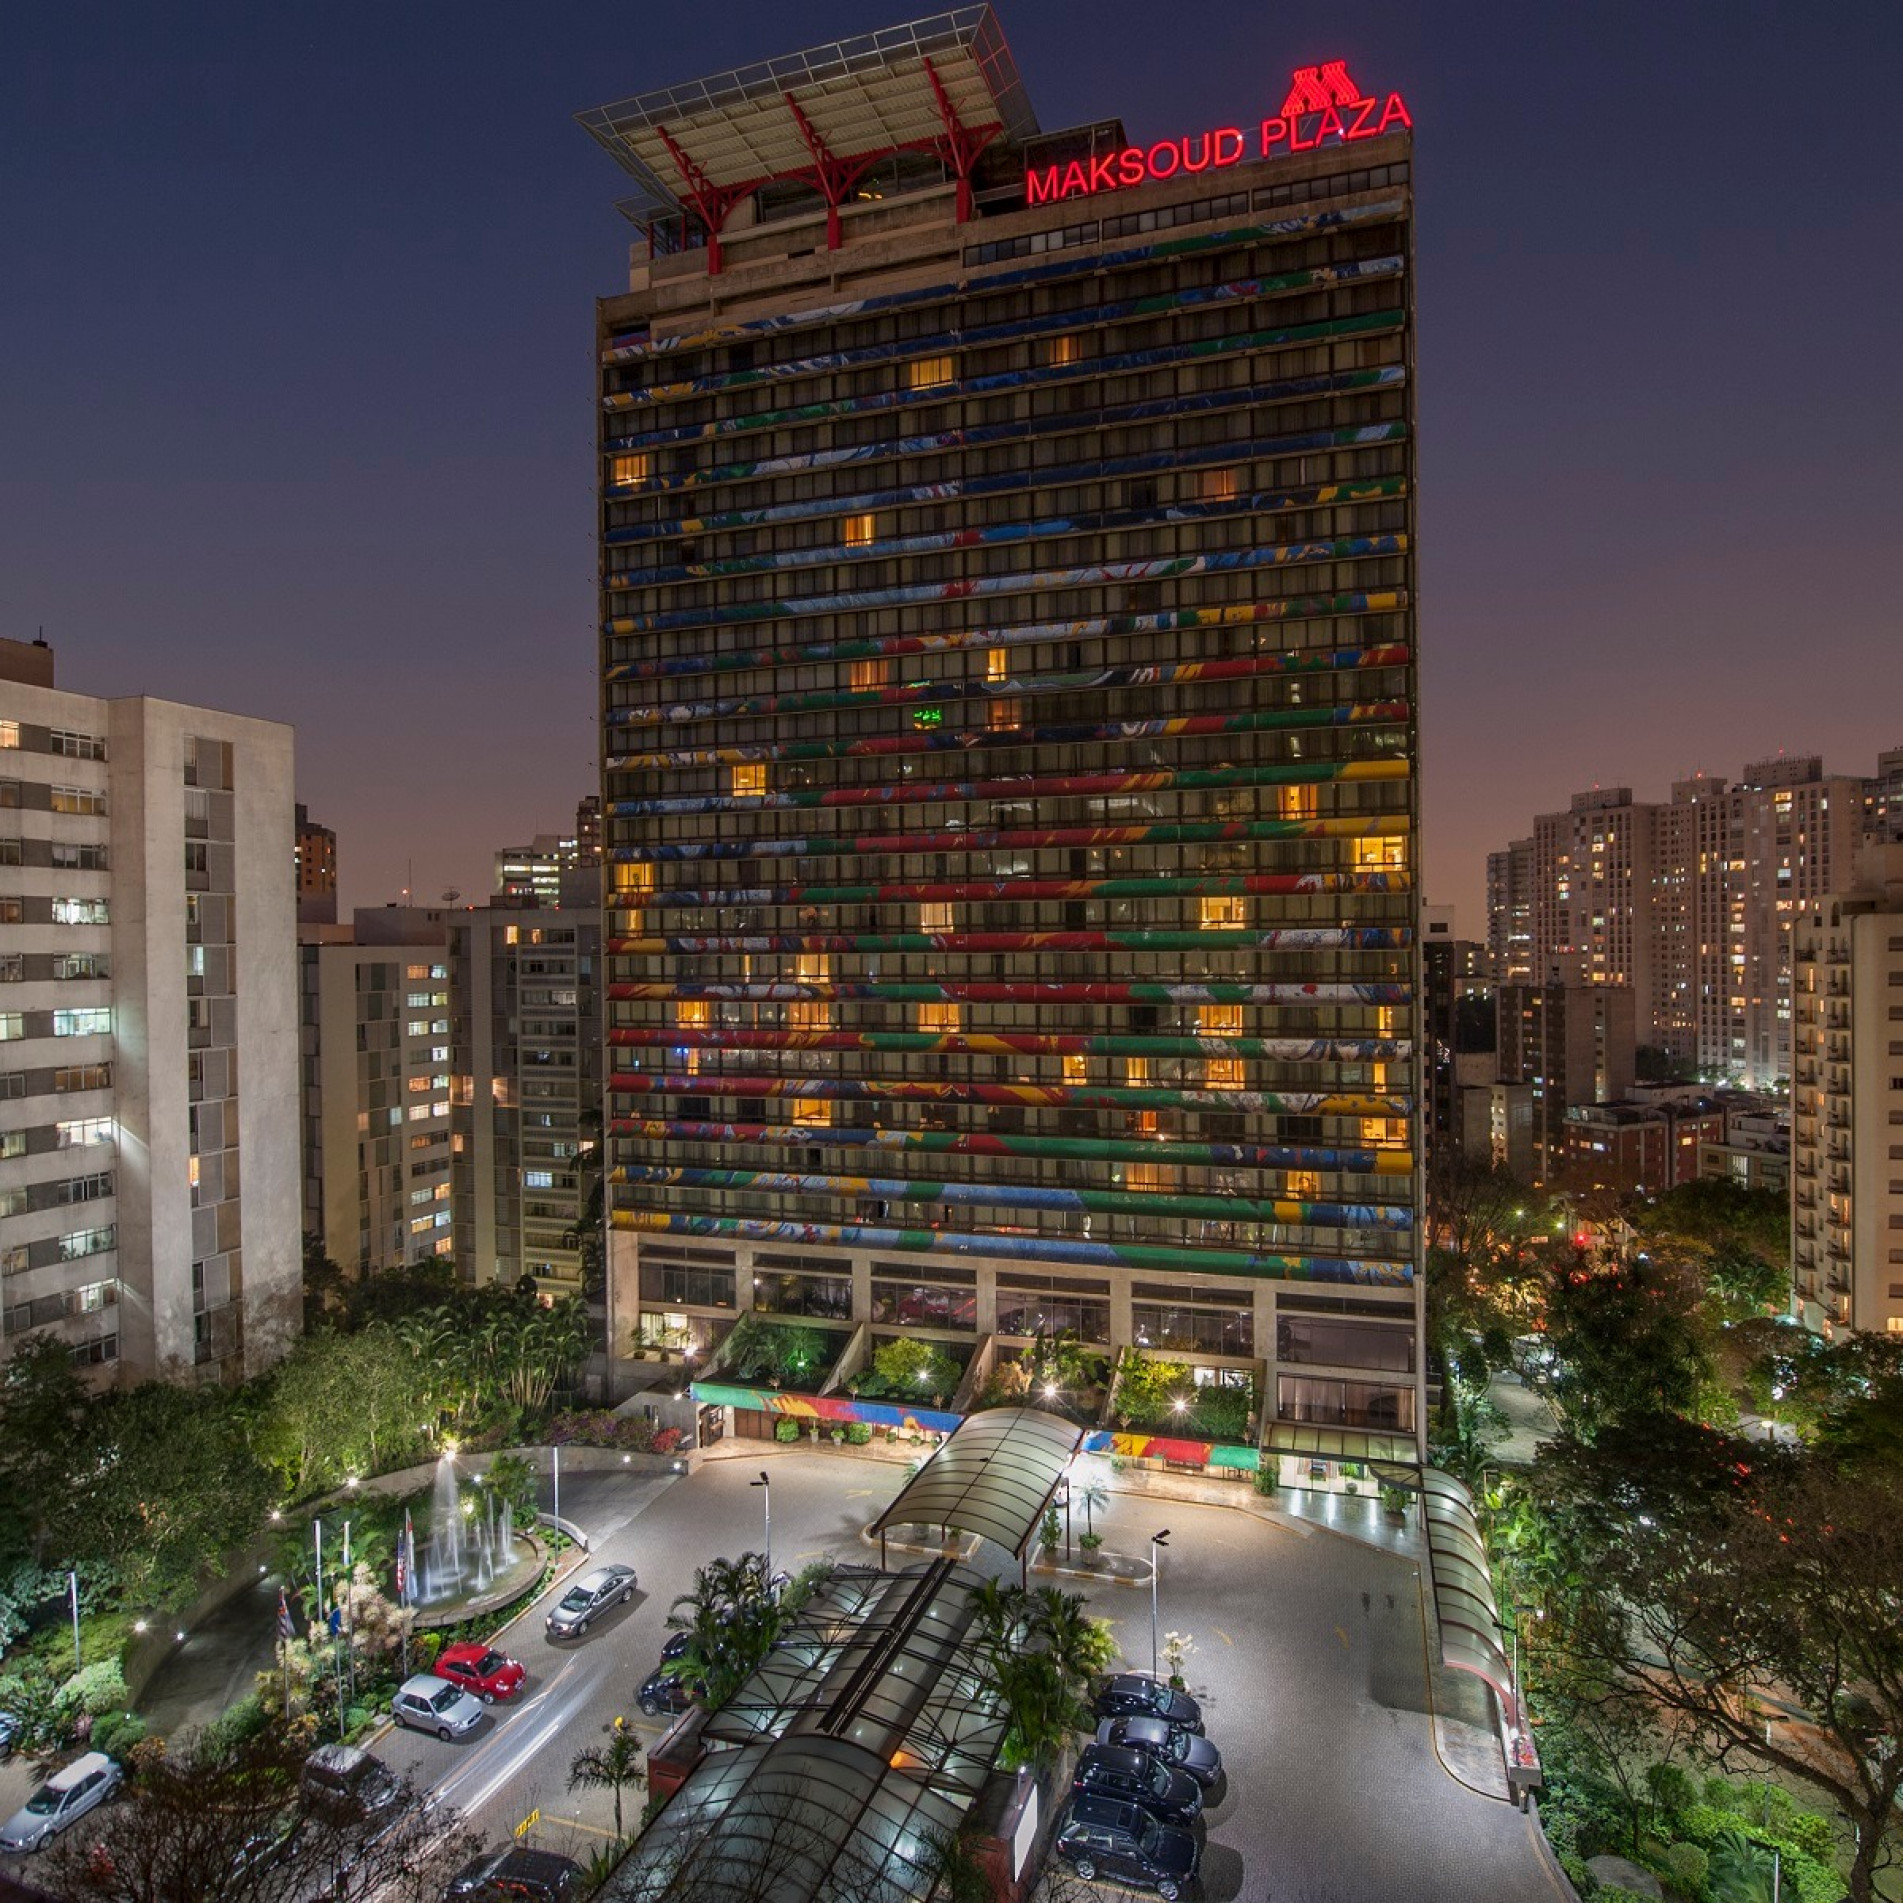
left=793, top=1099, right=829, bottom=1127
left=611, top=453, right=652, bottom=487
left=1205, top=1057, right=1245, bottom=1088
left=730, top=763, right=767, bottom=799
left=675, top=999, right=711, bottom=1029
left=1286, top=1169, right=1320, bottom=1197
left=907, top=354, right=954, bottom=391
left=986, top=648, right=1009, bottom=683
left=1198, top=1003, right=1243, bottom=1038
left=916, top=1002, right=961, bottom=1035
left=918, top=903, right=954, bottom=934
left=848, top=656, right=890, bottom=691
left=1197, top=467, right=1240, bottom=504
left=1277, top=784, right=1318, bottom=821
left=1199, top=894, right=1246, bottom=929
left=1353, top=836, right=1408, bottom=871
left=1063, top=1054, right=1088, bottom=1085
left=1046, top=333, right=1083, bottom=367
left=843, top=513, right=877, bottom=548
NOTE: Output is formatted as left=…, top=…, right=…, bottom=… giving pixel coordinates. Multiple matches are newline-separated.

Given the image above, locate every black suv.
left=1073, top=1743, right=1203, bottom=1827
left=1094, top=1673, right=1204, bottom=1732
left=1095, top=1715, right=1224, bottom=1789
left=637, top=1633, right=695, bottom=1719
left=1053, top=1795, right=1199, bottom=1900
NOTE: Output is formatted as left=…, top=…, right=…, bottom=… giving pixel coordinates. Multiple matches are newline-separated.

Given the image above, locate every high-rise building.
left=1485, top=837, right=1534, bottom=984
left=299, top=907, right=454, bottom=1272
left=1791, top=845, right=1903, bottom=1333
left=1492, top=752, right=1886, bottom=1090
left=294, top=803, right=338, bottom=925
left=584, top=16, right=1424, bottom=1457
left=495, top=835, right=572, bottom=908
left=573, top=795, right=603, bottom=869
left=0, top=637, right=299, bottom=1380
left=1496, top=980, right=1636, bottom=1185
left=449, top=892, right=603, bottom=1297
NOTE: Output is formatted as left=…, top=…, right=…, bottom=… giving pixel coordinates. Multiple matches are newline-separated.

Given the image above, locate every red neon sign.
left=1025, top=61, right=1410, bottom=207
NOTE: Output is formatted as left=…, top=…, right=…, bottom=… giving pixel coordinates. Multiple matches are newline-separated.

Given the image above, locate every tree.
left=968, top=1580, right=1105, bottom=1773
left=866, top=1336, right=959, bottom=1401
left=1536, top=1417, right=1903, bottom=1903
left=665, top=1552, right=789, bottom=1711
left=0, top=1333, right=91, bottom=1567
left=569, top=1720, right=647, bottom=1840
left=253, top=1325, right=420, bottom=1496
left=77, top=1380, right=275, bottom=1607
left=1075, top=1477, right=1110, bottom=1537
left=39, top=1727, right=476, bottom=1903
left=1542, top=1252, right=1712, bottom=1439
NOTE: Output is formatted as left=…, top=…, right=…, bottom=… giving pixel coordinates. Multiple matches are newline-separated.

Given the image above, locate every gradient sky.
left=7, top=1, right=1900, bottom=930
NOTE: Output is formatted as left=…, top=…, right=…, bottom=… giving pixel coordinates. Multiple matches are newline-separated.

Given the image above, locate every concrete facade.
left=1, top=647, right=298, bottom=1381
left=1791, top=845, right=1903, bottom=1332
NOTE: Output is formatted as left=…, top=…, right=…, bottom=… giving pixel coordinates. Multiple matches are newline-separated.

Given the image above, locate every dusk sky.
left=7, top=1, right=1900, bottom=931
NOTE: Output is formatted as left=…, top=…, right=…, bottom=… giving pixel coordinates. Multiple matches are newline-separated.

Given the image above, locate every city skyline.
left=6, top=2, right=1901, bottom=927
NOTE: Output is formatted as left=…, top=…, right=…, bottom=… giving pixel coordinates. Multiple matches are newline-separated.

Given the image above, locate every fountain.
left=414, top=1455, right=536, bottom=1616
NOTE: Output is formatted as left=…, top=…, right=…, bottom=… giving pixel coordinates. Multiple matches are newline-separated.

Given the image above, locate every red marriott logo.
left=1025, top=60, right=1411, bottom=207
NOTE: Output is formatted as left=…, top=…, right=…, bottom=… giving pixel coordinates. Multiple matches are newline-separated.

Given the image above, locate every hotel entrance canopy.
left=575, top=7, right=1038, bottom=266
left=869, top=1404, right=1082, bottom=1559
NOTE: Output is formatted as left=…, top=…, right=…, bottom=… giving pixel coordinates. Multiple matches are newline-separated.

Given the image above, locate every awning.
left=1260, top=1419, right=1420, bottom=1468
left=868, top=1405, right=1082, bottom=1559
left=1420, top=1466, right=1526, bottom=1762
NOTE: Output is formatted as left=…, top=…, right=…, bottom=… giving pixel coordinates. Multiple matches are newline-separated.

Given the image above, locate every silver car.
left=0, top=1750, right=122, bottom=1853
left=545, top=1563, right=636, bottom=1638
left=390, top=1673, right=485, bottom=1741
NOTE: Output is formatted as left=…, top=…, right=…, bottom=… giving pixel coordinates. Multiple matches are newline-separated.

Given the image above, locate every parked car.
left=1051, top=1794, right=1199, bottom=1900
left=1095, top=1715, right=1224, bottom=1789
left=300, top=1742, right=401, bottom=1821
left=435, top=1643, right=527, bottom=1704
left=443, top=1846, right=584, bottom=1900
left=0, top=1710, right=19, bottom=1762
left=1093, top=1673, right=1204, bottom=1732
left=637, top=1654, right=695, bottom=1720
left=391, top=1674, right=486, bottom=1741
left=231, top=1813, right=301, bottom=1881
left=545, top=1564, right=636, bottom=1639
left=1072, top=1743, right=1203, bottom=1827
left=0, top=1752, right=123, bottom=1854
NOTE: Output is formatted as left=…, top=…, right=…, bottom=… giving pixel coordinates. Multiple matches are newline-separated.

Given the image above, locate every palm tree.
left=666, top=1553, right=783, bottom=1710
left=568, top=1722, right=646, bottom=1840
left=1076, top=1477, right=1111, bottom=1537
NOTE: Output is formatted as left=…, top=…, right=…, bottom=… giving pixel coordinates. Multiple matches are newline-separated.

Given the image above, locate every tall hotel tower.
left=583, top=12, right=1425, bottom=1465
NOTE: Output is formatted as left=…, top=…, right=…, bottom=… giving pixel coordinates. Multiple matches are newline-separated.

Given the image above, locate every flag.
left=276, top=1587, right=295, bottom=1642
left=395, top=1510, right=409, bottom=1605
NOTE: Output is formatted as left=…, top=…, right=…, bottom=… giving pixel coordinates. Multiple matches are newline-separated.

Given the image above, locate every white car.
left=389, top=1674, right=485, bottom=1741
left=0, top=1751, right=122, bottom=1853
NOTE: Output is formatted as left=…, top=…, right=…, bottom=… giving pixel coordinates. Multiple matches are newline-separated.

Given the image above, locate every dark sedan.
left=1073, top=1743, right=1203, bottom=1827
left=637, top=1641, right=696, bottom=1720
left=1052, top=1795, right=1199, bottom=1900
left=1093, top=1672, right=1204, bottom=1732
left=1096, top=1715, right=1224, bottom=1790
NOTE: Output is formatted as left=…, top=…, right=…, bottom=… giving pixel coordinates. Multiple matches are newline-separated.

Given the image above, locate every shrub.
left=1659, top=1842, right=1706, bottom=1895
left=1078, top=1531, right=1103, bottom=1554
left=1251, top=1464, right=1278, bottom=1496
left=774, top=1419, right=800, bottom=1443
left=411, top=1631, right=444, bottom=1672
left=202, top=1693, right=269, bottom=1758
left=843, top=1422, right=872, bottom=1446
left=652, top=1426, right=684, bottom=1455
left=88, top=1709, right=146, bottom=1759
left=62, top=1658, right=129, bottom=1718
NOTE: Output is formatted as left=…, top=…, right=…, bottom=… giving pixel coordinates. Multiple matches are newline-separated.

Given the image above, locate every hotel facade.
left=583, top=12, right=1424, bottom=1465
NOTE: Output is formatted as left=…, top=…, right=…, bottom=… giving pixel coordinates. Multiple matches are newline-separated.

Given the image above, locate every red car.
left=433, top=1643, right=526, bottom=1704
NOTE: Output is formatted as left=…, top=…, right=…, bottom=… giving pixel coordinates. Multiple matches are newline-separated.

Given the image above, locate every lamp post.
left=68, top=1572, right=81, bottom=1672
left=1149, top=1530, right=1171, bottom=1678
left=552, top=1443, right=562, bottom=1540
left=751, top=1471, right=772, bottom=1576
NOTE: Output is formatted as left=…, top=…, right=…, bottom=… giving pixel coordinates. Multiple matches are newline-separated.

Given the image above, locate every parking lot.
left=3, top=1448, right=1561, bottom=1899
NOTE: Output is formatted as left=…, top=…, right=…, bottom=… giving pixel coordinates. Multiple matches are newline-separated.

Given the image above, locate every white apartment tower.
left=0, top=638, right=300, bottom=1380
left=1791, top=845, right=1903, bottom=1334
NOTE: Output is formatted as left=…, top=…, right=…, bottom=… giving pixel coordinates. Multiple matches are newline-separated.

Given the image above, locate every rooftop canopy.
left=605, top=1561, right=1006, bottom=1903
left=576, top=7, right=1038, bottom=264
left=869, top=1404, right=1082, bottom=1560
left=1420, top=1469, right=1516, bottom=1725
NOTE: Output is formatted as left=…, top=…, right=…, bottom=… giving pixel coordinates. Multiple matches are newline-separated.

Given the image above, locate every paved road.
left=115, top=1448, right=1559, bottom=1898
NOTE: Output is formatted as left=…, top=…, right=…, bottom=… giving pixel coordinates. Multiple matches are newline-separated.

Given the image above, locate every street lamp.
left=1148, top=1530, right=1171, bottom=1678
left=751, top=1471, right=772, bottom=1575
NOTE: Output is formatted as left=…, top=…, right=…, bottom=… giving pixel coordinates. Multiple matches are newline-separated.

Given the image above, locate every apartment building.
left=1, top=637, right=299, bottom=1380
left=450, top=890, right=603, bottom=1296
left=1791, top=845, right=1903, bottom=1332
left=299, top=907, right=454, bottom=1273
